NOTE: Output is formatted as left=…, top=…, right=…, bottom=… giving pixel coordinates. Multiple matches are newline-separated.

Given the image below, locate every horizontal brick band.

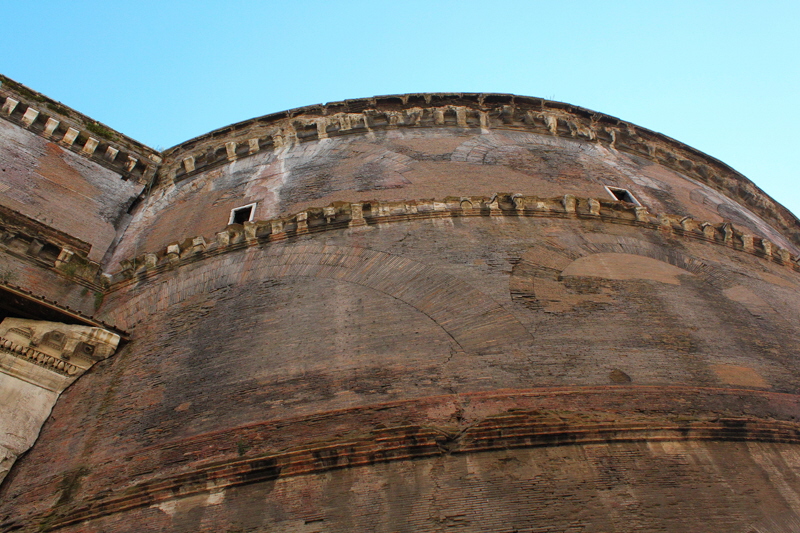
left=37, top=385, right=800, bottom=529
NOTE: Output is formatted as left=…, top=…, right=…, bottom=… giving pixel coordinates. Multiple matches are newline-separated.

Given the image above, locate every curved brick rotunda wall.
left=2, top=82, right=800, bottom=532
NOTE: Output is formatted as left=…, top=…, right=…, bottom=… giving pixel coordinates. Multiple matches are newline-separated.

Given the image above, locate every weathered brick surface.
left=0, top=121, right=143, bottom=262
left=2, top=86, right=800, bottom=532
left=4, top=215, right=800, bottom=530
left=24, top=442, right=800, bottom=532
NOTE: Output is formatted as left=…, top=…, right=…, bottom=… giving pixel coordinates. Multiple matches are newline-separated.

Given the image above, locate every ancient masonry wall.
left=0, top=76, right=799, bottom=532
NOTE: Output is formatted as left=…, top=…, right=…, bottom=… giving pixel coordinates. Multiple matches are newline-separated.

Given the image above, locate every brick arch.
left=108, top=243, right=534, bottom=355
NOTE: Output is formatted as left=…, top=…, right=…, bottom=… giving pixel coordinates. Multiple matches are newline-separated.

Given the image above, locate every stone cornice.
left=0, top=283, right=126, bottom=337
left=0, top=336, right=82, bottom=377
left=0, top=75, right=160, bottom=184
left=155, top=93, right=800, bottom=249
left=109, top=194, right=800, bottom=288
left=0, top=205, right=104, bottom=291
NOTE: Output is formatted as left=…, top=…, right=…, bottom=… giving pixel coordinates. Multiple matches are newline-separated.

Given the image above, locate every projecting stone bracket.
left=0, top=318, right=120, bottom=485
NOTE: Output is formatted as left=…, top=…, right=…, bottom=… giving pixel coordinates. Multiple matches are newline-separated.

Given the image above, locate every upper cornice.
left=0, top=75, right=160, bottom=184
left=0, top=76, right=797, bottom=248
left=158, top=93, right=800, bottom=249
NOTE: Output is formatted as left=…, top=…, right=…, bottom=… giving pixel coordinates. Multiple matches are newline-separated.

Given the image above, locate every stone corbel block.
left=182, top=156, right=195, bottom=173
left=105, top=146, right=119, bottom=161
left=500, top=105, right=516, bottom=124
left=384, top=110, right=402, bottom=127
left=119, top=259, right=135, bottom=275
left=2, top=97, right=18, bottom=115
left=588, top=198, right=601, bottom=216
left=389, top=201, right=409, bottom=216
left=192, top=236, right=207, bottom=254
left=270, top=219, right=284, bottom=236
left=679, top=216, right=696, bottom=232
left=373, top=203, right=388, bottom=218
left=323, top=206, right=336, bottom=223
left=21, top=107, right=39, bottom=127
left=248, top=138, right=260, bottom=154
left=225, top=142, right=237, bottom=161
left=314, top=119, right=329, bottom=139
left=61, top=127, right=80, bottom=146
left=700, top=223, right=716, bottom=240
left=143, top=253, right=158, bottom=269
left=165, top=244, right=181, bottom=264
left=761, top=239, right=773, bottom=257
left=55, top=248, right=74, bottom=268
left=296, top=212, right=309, bottom=234
left=406, top=107, right=424, bottom=126
left=43, top=117, right=59, bottom=138
left=544, top=114, right=558, bottom=135
left=228, top=226, right=245, bottom=244
left=26, top=239, right=44, bottom=257
left=433, top=108, right=445, bottom=125
left=216, top=230, right=231, bottom=247
left=443, top=198, right=461, bottom=211
left=721, top=223, right=734, bottom=243
left=562, top=195, right=577, bottom=214
left=512, top=195, right=526, bottom=211
left=350, top=203, right=366, bottom=226
left=777, top=248, right=791, bottom=264
left=126, top=156, right=138, bottom=173
left=741, top=234, right=754, bottom=252
left=244, top=221, right=258, bottom=240
left=454, top=107, right=468, bottom=128
left=82, top=137, right=99, bottom=156
left=485, top=195, right=500, bottom=215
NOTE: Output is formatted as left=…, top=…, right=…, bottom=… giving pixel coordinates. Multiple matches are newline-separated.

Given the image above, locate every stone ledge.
left=109, top=193, right=800, bottom=287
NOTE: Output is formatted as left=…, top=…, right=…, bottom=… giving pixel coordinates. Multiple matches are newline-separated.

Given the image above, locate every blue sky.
left=2, top=1, right=798, bottom=216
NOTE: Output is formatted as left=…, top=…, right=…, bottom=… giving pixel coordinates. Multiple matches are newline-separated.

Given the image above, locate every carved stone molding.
left=0, top=318, right=120, bottom=485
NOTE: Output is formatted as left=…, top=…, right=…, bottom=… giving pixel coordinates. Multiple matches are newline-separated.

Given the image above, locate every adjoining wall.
left=0, top=121, right=143, bottom=262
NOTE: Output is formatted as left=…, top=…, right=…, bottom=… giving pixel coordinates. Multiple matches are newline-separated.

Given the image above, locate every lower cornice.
left=24, top=385, right=800, bottom=531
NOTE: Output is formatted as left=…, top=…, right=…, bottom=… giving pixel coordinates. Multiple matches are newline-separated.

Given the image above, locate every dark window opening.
left=606, top=187, right=640, bottom=205
left=230, top=204, right=256, bottom=225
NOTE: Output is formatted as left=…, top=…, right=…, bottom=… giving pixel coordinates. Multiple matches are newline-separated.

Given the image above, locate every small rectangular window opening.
left=605, top=186, right=640, bottom=206
left=230, top=203, right=257, bottom=225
